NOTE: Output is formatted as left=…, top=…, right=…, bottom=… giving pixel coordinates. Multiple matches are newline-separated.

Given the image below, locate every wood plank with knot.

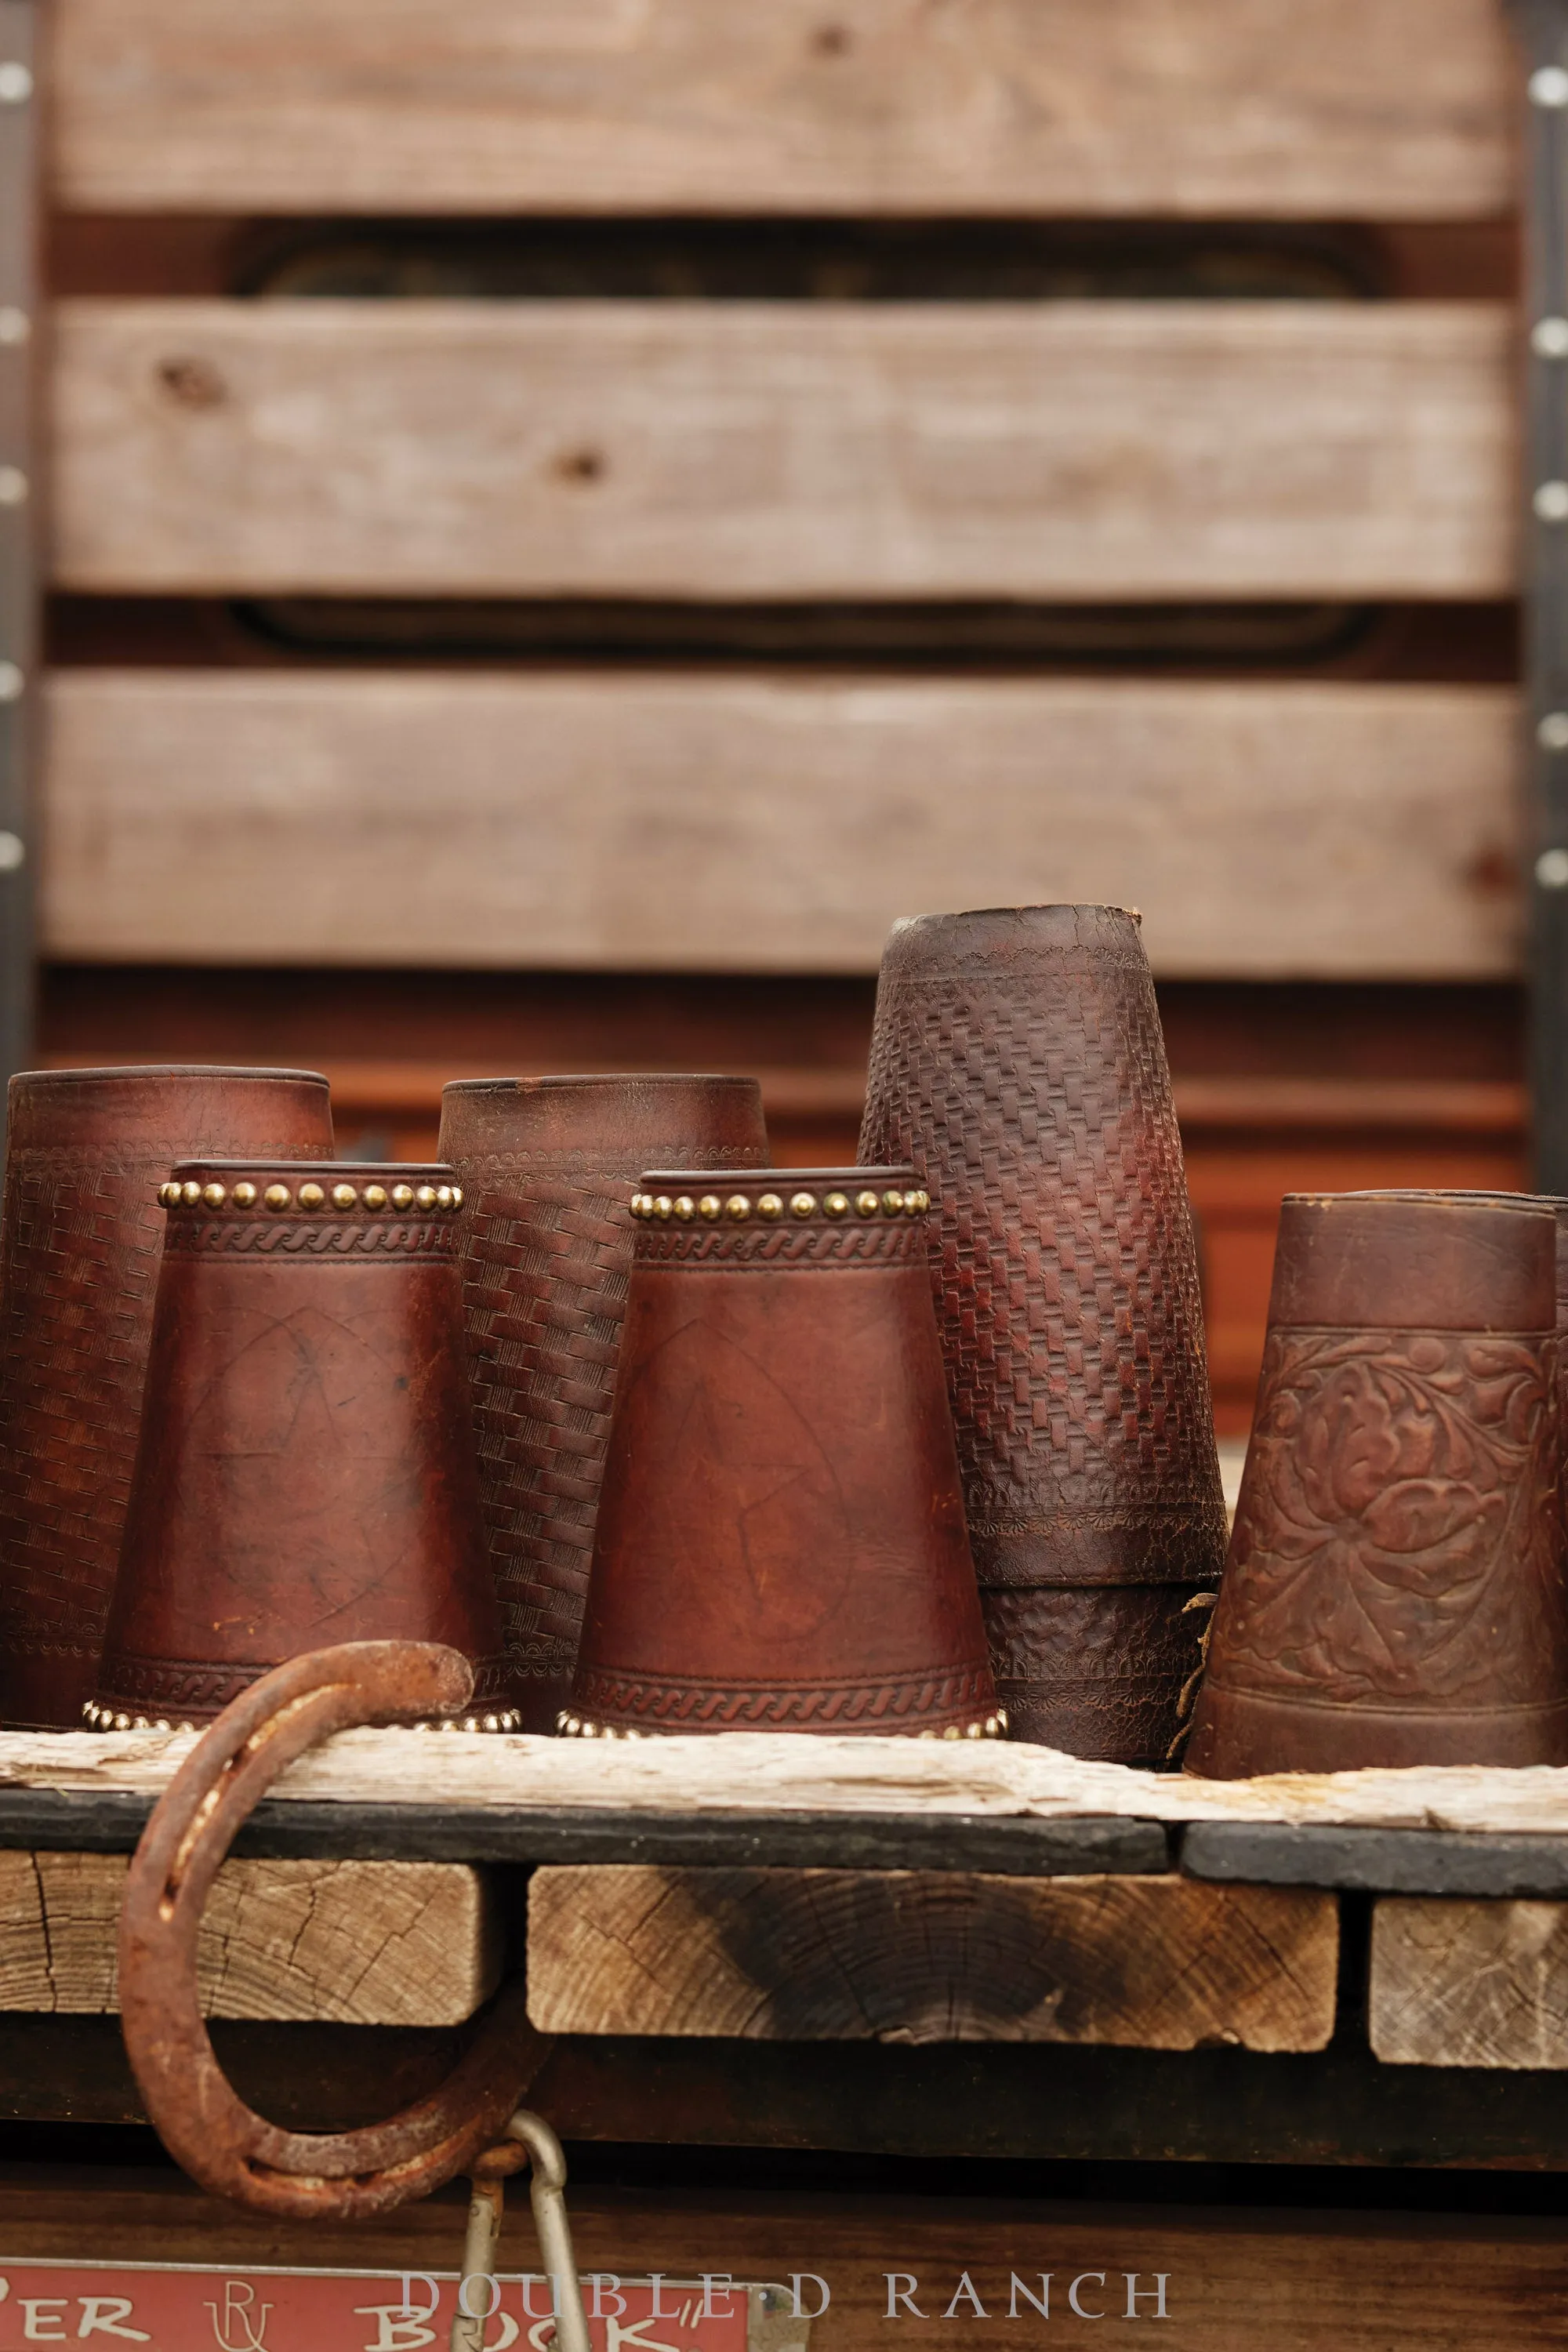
left=526, top=1866, right=1339, bottom=2049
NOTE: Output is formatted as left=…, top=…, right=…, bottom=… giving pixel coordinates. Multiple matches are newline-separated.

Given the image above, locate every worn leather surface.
left=96, top=1161, right=506, bottom=1723
left=0, top=1070, right=333, bottom=1728
left=1188, top=1193, right=1568, bottom=1775
left=440, top=1076, right=768, bottom=1731
left=984, top=1581, right=1215, bottom=1766
left=572, top=1174, right=996, bottom=1734
left=858, top=904, right=1225, bottom=1759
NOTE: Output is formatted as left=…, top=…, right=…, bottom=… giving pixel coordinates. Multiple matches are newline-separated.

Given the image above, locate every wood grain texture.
left=41, top=672, right=1521, bottom=978
left=0, top=1852, right=499, bottom=2022
left=527, top=1866, right=1338, bottom=2049
left=1371, top=1897, right=1568, bottom=2068
left=49, top=0, right=1518, bottom=220
left=0, top=2176, right=1564, bottom=2352
left=49, top=300, right=1515, bottom=599
left=13, top=1728, right=1568, bottom=1842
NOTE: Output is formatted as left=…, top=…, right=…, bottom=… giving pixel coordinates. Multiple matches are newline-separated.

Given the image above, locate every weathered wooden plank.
left=49, top=0, right=1518, bottom=220
left=40, top=672, right=1521, bottom=978
left=0, top=1852, right=499, bottom=2022
left=13, top=1726, right=1568, bottom=1842
left=50, top=300, right=1515, bottom=599
left=0, top=2180, right=1565, bottom=2352
left=9, top=2013, right=1568, bottom=2165
left=527, top=1866, right=1338, bottom=2049
left=1371, top=1897, right=1568, bottom=2069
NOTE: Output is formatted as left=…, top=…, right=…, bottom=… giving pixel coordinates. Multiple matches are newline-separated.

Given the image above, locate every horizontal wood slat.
left=51, top=300, right=1516, bottom=601
left=41, top=672, right=1520, bottom=978
left=49, top=0, right=1519, bottom=220
left=526, top=1865, right=1340, bottom=2048
left=0, top=1853, right=499, bottom=2022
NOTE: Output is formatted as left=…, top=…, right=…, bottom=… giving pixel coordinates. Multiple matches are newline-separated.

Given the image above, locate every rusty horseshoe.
left=118, top=1639, right=542, bottom=2220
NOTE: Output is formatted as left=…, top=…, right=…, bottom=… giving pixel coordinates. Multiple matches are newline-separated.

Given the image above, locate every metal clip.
left=450, top=2111, right=590, bottom=2352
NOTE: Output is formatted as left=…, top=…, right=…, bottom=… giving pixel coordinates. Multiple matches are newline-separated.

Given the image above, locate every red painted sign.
left=0, top=2267, right=760, bottom=2352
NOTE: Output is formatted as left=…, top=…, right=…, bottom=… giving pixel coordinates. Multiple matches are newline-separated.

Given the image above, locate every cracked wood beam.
left=527, top=1867, right=1339, bottom=2050
left=0, top=1853, right=500, bottom=2024
left=1372, top=1898, right=1568, bottom=2069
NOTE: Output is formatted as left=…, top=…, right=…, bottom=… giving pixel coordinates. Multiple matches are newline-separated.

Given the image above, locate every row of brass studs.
left=84, top=1698, right=523, bottom=1734
left=158, top=1178, right=463, bottom=1214
left=408, top=1711, right=524, bottom=1733
left=83, top=1700, right=191, bottom=1733
left=630, top=1185, right=931, bottom=1224
left=557, top=1708, right=1007, bottom=1740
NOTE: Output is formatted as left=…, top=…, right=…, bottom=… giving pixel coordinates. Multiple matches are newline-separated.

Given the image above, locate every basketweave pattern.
left=862, top=952, right=1226, bottom=1560
left=453, top=1156, right=643, bottom=1678
left=0, top=1153, right=166, bottom=1671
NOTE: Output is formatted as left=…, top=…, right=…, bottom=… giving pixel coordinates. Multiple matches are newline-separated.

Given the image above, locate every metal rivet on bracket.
left=0, top=833, right=24, bottom=874
left=1540, top=712, right=1568, bottom=751
left=1535, top=317, right=1568, bottom=359
left=1531, top=64, right=1568, bottom=107
left=1537, top=848, right=1568, bottom=889
left=0, top=308, right=27, bottom=348
left=0, top=62, right=32, bottom=105
left=0, top=661, right=20, bottom=702
left=1536, top=480, right=1568, bottom=522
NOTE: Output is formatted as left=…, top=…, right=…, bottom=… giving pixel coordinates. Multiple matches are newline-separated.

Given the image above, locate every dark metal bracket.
left=0, top=0, right=37, bottom=1114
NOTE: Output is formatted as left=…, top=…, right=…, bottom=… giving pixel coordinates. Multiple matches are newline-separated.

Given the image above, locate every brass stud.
left=726, top=1193, right=752, bottom=1221
left=855, top=1189, right=880, bottom=1217
left=673, top=1195, right=695, bottom=1221
left=790, top=1191, right=818, bottom=1218
left=332, top=1183, right=358, bottom=1210
left=390, top=1184, right=414, bottom=1210
left=699, top=1194, right=722, bottom=1221
left=482, top=1713, right=499, bottom=1733
left=298, top=1181, right=325, bottom=1210
left=964, top=1721, right=983, bottom=1739
left=942, top=1723, right=960, bottom=1740
left=882, top=1189, right=905, bottom=1214
left=155, top=1719, right=171, bottom=1733
left=232, top=1181, right=257, bottom=1208
left=181, top=1179, right=202, bottom=1206
left=436, top=1185, right=454, bottom=1209
left=363, top=1183, right=388, bottom=1210
left=909, top=1189, right=931, bottom=1214
left=757, top=1192, right=785, bottom=1220
left=452, top=1185, right=464, bottom=1208
left=114, top=1713, right=130, bottom=1732
left=825, top=1192, right=850, bottom=1218
left=415, top=1185, right=437, bottom=1210
left=653, top=1195, right=673, bottom=1220
left=630, top=1194, right=649, bottom=1219
left=201, top=1181, right=227, bottom=1210
left=263, top=1184, right=292, bottom=1211
left=157, top=1182, right=179, bottom=1208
